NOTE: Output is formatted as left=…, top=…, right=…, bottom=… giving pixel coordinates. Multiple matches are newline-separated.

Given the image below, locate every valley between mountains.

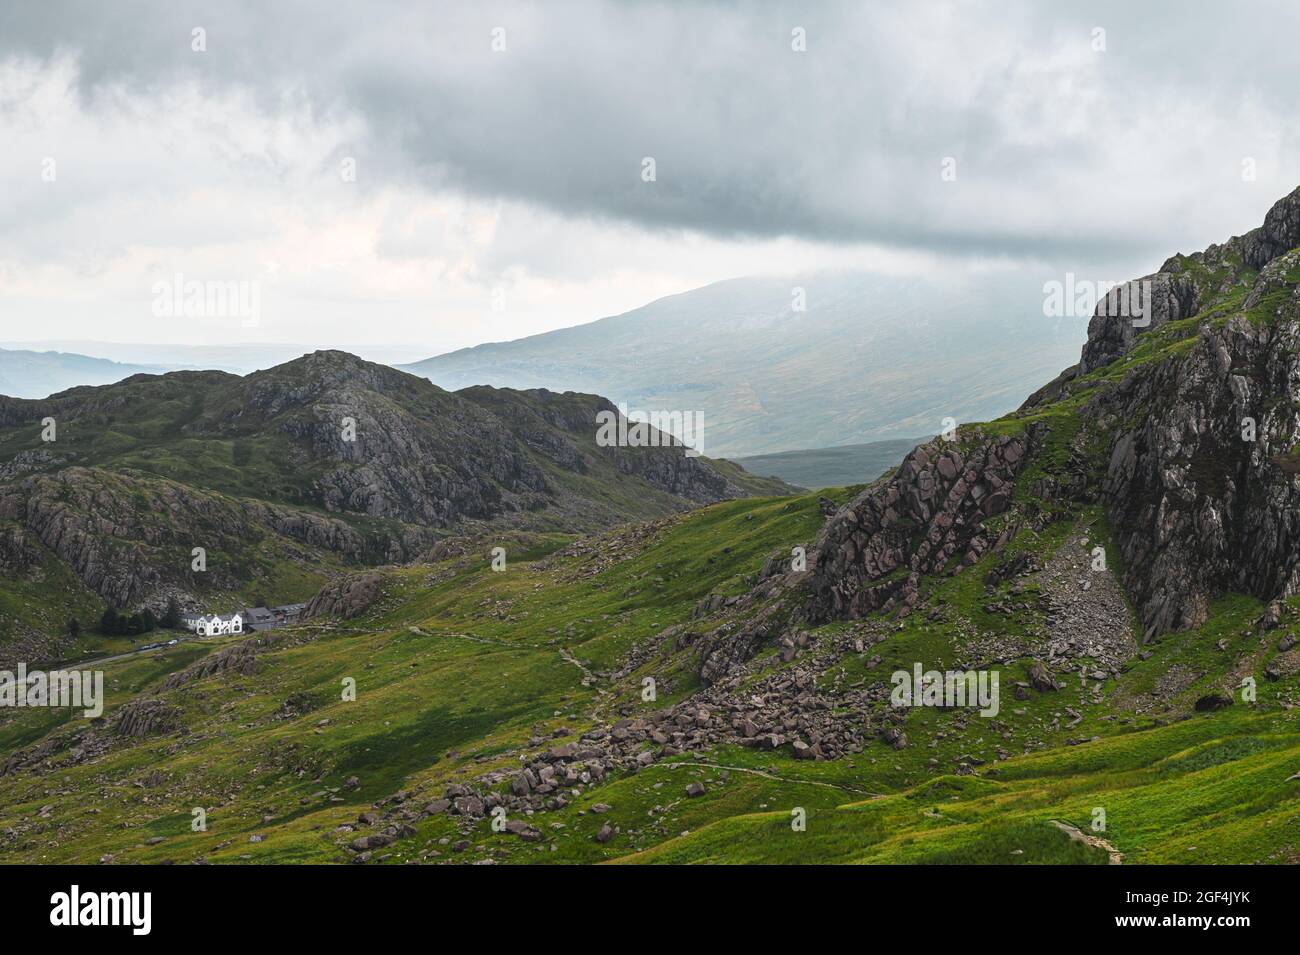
left=6, top=190, right=1300, bottom=865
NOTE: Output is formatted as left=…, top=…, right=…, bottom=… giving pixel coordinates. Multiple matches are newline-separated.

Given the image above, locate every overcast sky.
left=2, top=0, right=1297, bottom=360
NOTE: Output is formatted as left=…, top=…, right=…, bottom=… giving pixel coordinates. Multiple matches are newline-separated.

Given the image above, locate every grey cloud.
left=3, top=0, right=1300, bottom=263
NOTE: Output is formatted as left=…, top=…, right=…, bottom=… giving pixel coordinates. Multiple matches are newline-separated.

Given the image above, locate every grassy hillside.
left=1, top=483, right=1294, bottom=865
left=618, top=706, right=1300, bottom=865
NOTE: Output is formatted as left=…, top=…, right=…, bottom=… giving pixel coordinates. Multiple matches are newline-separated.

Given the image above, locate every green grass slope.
left=0, top=481, right=1295, bottom=865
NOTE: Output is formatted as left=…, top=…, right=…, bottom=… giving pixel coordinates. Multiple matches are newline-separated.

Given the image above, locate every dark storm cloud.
left=3, top=0, right=1300, bottom=263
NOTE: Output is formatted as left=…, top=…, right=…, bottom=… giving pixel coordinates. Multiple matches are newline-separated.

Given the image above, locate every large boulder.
left=304, top=572, right=383, bottom=620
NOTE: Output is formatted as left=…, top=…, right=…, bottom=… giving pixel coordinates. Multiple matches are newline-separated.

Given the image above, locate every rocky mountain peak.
left=0, top=350, right=790, bottom=628
left=1245, top=184, right=1300, bottom=270
left=1081, top=185, right=1300, bottom=374
left=242, top=349, right=432, bottom=405
left=788, top=185, right=1300, bottom=648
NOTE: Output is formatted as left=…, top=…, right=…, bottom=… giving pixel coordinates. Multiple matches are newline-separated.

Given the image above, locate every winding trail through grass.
left=1051, top=819, right=1123, bottom=864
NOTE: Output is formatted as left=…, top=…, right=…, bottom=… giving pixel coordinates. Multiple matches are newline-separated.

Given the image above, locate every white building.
left=183, top=613, right=244, bottom=637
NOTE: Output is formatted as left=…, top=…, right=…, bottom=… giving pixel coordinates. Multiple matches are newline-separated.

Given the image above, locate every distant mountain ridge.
left=0, top=347, right=168, bottom=399
left=7, top=275, right=1084, bottom=451
left=401, top=272, right=1086, bottom=456
left=0, top=342, right=435, bottom=399
left=0, top=350, right=789, bottom=660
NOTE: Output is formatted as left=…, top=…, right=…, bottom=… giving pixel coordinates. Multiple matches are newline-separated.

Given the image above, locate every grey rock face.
left=1242, top=185, right=1300, bottom=270
left=802, top=431, right=1034, bottom=622
left=0, top=466, right=398, bottom=609
left=1079, top=271, right=1199, bottom=375
left=161, top=639, right=260, bottom=690
left=1053, top=188, right=1300, bottom=640
left=304, top=572, right=383, bottom=620
left=1080, top=186, right=1300, bottom=375
left=112, top=699, right=181, bottom=737
left=238, top=351, right=555, bottom=527
left=1091, top=313, right=1300, bottom=639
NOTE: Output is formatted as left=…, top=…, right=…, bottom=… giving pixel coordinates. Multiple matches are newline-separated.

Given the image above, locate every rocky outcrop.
left=160, top=640, right=260, bottom=690
left=0, top=449, right=67, bottom=482
left=1241, top=185, right=1300, bottom=270
left=0, top=467, right=404, bottom=608
left=458, top=386, right=764, bottom=504
left=802, top=431, right=1034, bottom=622
left=696, top=606, right=784, bottom=687
left=604, top=437, right=745, bottom=504
left=112, top=699, right=181, bottom=737
left=223, top=352, right=766, bottom=524
left=304, top=572, right=383, bottom=620
left=235, top=352, right=554, bottom=526
left=0, top=524, right=44, bottom=577
left=1080, top=186, right=1300, bottom=375
left=1090, top=313, right=1300, bottom=638
left=0, top=730, right=97, bottom=777
left=1079, top=272, right=1200, bottom=374
left=678, top=428, right=1038, bottom=685
left=0, top=471, right=162, bottom=607
left=1050, top=187, right=1300, bottom=640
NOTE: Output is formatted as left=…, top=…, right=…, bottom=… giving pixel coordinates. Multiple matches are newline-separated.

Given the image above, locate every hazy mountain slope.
left=402, top=273, right=1084, bottom=456
left=0, top=347, right=166, bottom=399
left=733, top=437, right=929, bottom=489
